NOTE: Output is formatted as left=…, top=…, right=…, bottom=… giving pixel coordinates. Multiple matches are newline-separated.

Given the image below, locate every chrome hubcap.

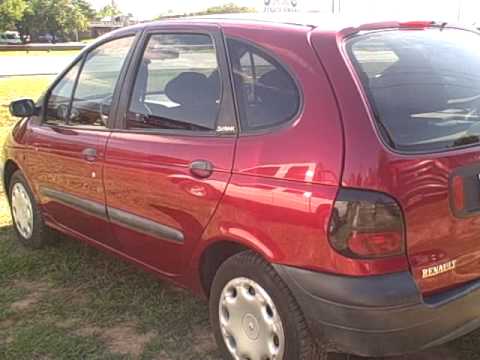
left=219, top=277, right=285, bottom=360
left=11, top=182, right=33, bottom=239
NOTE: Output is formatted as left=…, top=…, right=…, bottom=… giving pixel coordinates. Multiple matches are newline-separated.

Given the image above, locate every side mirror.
left=9, top=99, right=38, bottom=118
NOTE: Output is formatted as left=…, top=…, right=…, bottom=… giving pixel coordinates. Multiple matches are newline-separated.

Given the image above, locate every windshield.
left=348, top=28, right=480, bottom=152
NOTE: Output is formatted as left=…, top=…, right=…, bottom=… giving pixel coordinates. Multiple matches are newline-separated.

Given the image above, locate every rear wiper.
left=452, top=135, right=480, bottom=147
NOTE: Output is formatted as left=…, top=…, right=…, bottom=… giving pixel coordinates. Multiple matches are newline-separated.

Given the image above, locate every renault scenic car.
left=5, top=14, right=480, bottom=359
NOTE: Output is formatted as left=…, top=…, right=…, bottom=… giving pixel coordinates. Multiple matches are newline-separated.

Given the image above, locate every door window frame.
left=37, top=30, right=141, bottom=131
left=113, top=24, right=238, bottom=137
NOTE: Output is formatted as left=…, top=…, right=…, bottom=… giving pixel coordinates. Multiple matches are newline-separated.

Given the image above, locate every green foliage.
left=72, top=0, right=95, bottom=20
left=198, top=2, right=255, bottom=15
left=97, top=3, right=121, bottom=18
left=0, top=0, right=27, bottom=31
left=157, top=2, right=255, bottom=19
left=0, top=0, right=96, bottom=42
left=31, top=0, right=87, bottom=41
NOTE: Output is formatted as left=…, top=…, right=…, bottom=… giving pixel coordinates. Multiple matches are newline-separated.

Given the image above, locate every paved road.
left=0, top=53, right=76, bottom=76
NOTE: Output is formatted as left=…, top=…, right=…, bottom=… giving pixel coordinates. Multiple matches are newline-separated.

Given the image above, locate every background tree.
left=97, top=3, right=121, bottom=19
left=72, top=0, right=96, bottom=20
left=201, top=3, right=255, bottom=15
left=13, top=0, right=34, bottom=42
left=0, top=0, right=27, bottom=31
left=157, top=2, right=255, bottom=19
left=12, top=0, right=92, bottom=43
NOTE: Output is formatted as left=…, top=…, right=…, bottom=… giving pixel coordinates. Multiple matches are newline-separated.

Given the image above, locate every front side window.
left=45, top=36, right=134, bottom=128
left=70, top=36, right=134, bottom=128
left=127, top=33, right=221, bottom=131
left=227, top=38, right=300, bottom=131
left=45, top=62, right=81, bottom=126
left=348, top=29, right=480, bottom=152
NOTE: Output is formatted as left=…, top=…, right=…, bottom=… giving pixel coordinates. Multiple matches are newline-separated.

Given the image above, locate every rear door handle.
left=82, top=148, right=97, bottom=162
left=189, top=160, right=213, bottom=178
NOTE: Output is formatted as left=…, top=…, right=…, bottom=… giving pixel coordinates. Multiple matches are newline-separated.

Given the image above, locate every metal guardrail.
left=0, top=43, right=86, bottom=52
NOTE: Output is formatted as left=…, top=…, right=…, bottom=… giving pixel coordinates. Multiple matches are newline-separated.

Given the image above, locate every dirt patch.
left=74, top=325, right=102, bottom=337
left=55, top=318, right=79, bottom=329
left=75, top=322, right=157, bottom=359
left=152, top=352, right=172, bottom=360
left=0, top=319, right=15, bottom=329
left=10, top=280, right=50, bottom=311
left=104, top=322, right=156, bottom=358
left=14, top=280, right=50, bottom=292
left=191, top=324, right=217, bottom=354
left=10, top=295, right=42, bottom=311
left=101, top=322, right=157, bottom=359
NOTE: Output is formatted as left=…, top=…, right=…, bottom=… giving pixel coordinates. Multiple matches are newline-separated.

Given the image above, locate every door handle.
left=189, top=160, right=213, bottom=178
left=82, top=148, right=97, bottom=162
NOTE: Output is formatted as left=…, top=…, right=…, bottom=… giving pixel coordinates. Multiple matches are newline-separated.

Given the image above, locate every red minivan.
left=5, top=14, right=480, bottom=359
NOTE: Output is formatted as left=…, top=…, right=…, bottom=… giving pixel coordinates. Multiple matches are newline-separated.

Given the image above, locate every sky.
left=89, top=0, right=480, bottom=24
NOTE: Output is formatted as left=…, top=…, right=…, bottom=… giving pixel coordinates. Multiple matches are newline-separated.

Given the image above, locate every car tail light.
left=328, top=188, right=405, bottom=259
left=451, top=175, right=465, bottom=211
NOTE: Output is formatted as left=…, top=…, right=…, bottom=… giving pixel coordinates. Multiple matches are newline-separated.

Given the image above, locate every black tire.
left=209, top=251, right=320, bottom=360
left=8, top=170, right=51, bottom=249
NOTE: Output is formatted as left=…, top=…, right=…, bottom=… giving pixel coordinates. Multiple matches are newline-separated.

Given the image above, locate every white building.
left=262, top=0, right=480, bottom=25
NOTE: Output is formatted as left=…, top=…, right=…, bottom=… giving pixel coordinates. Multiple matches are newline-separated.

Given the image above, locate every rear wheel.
left=209, top=251, right=319, bottom=360
left=8, top=170, right=51, bottom=248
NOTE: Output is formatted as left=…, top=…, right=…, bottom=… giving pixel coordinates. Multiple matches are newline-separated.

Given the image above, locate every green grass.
left=0, top=50, right=81, bottom=57
left=0, top=75, right=54, bottom=128
left=0, top=76, right=479, bottom=359
left=0, top=76, right=220, bottom=359
left=0, top=219, right=219, bottom=359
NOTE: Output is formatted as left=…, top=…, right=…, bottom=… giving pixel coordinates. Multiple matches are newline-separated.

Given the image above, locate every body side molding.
left=40, top=187, right=184, bottom=243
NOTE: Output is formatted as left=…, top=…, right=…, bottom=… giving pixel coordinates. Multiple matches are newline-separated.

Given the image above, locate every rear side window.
left=348, top=29, right=480, bottom=152
left=227, top=38, right=300, bottom=131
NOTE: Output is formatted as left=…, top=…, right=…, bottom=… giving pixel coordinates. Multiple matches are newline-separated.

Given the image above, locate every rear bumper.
left=274, top=264, right=480, bottom=357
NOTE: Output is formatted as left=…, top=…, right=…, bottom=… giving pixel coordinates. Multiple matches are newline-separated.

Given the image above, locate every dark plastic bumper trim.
left=274, top=264, right=480, bottom=356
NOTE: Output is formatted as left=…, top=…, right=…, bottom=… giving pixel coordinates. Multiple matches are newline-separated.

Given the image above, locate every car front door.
left=104, top=25, right=237, bottom=277
left=26, top=34, right=137, bottom=246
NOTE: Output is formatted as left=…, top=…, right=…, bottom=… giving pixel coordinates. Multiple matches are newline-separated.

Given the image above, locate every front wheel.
left=8, top=170, right=51, bottom=248
left=209, top=251, right=319, bottom=360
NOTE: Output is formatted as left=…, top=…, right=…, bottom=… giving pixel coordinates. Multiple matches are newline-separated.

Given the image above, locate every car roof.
left=142, top=13, right=460, bottom=34
left=145, top=13, right=356, bottom=33
left=186, top=12, right=335, bottom=28
left=107, top=13, right=473, bottom=44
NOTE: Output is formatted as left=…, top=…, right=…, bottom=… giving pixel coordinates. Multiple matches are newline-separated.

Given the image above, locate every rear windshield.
left=348, top=29, right=480, bottom=153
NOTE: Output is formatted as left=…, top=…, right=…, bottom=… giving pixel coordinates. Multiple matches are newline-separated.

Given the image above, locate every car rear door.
left=26, top=34, right=138, bottom=246
left=103, top=24, right=237, bottom=277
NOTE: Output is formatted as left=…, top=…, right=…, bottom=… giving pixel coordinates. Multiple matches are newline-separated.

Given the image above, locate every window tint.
left=69, top=36, right=134, bottom=128
left=128, top=34, right=220, bottom=131
left=227, top=38, right=300, bottom=131
left=45, top=61, right=81, bottom=125
left=348, top=29, right=480, bottom=152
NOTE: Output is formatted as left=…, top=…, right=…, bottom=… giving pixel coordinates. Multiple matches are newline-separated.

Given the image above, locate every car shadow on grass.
left=0, top=225, right=479, bottom=360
